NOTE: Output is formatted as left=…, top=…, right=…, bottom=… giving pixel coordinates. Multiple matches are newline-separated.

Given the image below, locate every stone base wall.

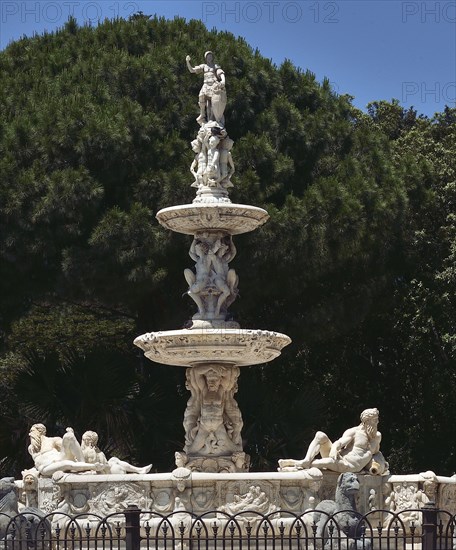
left=16, top=468, right=456, bottom=521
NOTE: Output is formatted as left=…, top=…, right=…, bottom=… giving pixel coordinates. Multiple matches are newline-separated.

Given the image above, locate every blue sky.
left=1, top=1, right=455, bottom=117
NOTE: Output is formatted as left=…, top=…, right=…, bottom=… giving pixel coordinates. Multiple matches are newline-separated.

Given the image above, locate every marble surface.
left=184, top=231, right=239, bottom=322
left=15, top=468, right=456, bottom=522
left=278, top=408, right=388, bottom=475
left=27, top=424, right=151, bottom=478
left=134, top=328, right=291, bottom=367
left=156, top=203, right=269, bottom=235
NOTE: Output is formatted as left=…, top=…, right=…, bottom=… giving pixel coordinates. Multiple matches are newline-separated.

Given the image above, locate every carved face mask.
left=205, top=371, right=221, bottom=391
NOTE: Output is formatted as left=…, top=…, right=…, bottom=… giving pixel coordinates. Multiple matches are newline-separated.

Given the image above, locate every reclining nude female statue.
left=80, top=431, right=152, bottom=474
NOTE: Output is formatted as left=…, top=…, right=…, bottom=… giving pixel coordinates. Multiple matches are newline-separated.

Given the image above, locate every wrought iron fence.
left=1, top=503, right=455, bottom=550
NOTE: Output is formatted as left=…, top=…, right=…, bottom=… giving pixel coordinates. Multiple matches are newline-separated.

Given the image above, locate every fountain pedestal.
left=134, top=202, right=291, bottom=473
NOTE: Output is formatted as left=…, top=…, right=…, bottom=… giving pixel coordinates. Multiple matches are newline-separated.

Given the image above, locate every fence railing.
left=1, top=503, right=455, bottom=550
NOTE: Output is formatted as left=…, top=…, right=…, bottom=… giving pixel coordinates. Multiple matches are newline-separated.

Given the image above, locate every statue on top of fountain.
left=186, top=51, right=226, bottom=126
left=186, top=52, right=234, bottom=198
left=278, top=408, right=389, bottom=475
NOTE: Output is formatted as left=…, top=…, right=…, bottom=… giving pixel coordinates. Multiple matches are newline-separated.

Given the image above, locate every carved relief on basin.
left=133, top=328, right=291, bottom=367
left=156, top=203, right=269, bottom=235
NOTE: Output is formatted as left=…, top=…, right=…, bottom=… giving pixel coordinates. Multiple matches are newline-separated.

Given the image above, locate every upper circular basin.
left=156, top=203, right=269, bottom=235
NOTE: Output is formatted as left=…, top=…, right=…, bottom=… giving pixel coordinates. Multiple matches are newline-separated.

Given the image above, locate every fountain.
left=8, top=52, right=456, bottom=526
left=134, top=50, right=291, bottom=474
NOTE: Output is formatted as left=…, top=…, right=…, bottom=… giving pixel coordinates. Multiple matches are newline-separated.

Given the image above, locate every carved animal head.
left=0, top=477, right=18, bottom=514
left=0, top=477, right=16, bottom=498
left=337, top=472, right=360, bottom=496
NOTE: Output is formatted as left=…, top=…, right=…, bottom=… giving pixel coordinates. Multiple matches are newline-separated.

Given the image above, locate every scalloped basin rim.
left=134, top=328, right=291, bottom=368
left=156, top=203, right=269, bottom=235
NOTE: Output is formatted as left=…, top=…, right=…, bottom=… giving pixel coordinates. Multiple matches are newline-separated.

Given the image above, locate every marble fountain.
left=10, top=52, right=456, bottom=527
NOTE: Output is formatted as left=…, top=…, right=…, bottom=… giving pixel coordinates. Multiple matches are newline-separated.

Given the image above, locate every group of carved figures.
left=27, top=423, right=151, bottom=477
left=187, top=52, right=235, bottom=191
left=190, top=126, right=235, bottom=190
left=184, top=232, right=238, bottom=320
left=182, top=364, right=243, bottom=457
left=25, top=407, right=389, bottom=481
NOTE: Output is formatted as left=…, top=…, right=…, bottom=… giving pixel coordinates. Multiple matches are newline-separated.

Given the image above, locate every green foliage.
left=0, top=17, right=454, bottom=476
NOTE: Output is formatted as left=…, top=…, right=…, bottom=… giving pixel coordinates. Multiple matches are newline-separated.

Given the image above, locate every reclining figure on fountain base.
left=28, top=424, right=151, bottom=477
left=278, top=408, right=388, bottom=475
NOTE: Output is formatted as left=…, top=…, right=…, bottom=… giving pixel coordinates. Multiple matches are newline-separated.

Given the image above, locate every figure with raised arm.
left=184, top=236, right=213, bottom=316
left=209, top=235, right=238, bottom=317
left=186, top=51, right=226, bottom=125
left=184, top=365, right=243, bottom=456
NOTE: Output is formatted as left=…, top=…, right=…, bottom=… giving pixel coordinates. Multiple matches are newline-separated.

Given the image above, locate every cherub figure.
left=219, top=137, right=235, bottom=187
left=190, top=138, right=206, bottom=188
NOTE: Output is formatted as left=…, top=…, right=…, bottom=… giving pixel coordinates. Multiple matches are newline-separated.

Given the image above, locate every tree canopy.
left=0, top=15, right=454, bottom=476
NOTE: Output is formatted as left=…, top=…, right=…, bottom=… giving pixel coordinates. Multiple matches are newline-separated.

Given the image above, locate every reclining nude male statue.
left=28, top=424, right=104, bottom=476
left=278, top=408, right=388, bottom=475
left=28, top=424, right=151, bottom=477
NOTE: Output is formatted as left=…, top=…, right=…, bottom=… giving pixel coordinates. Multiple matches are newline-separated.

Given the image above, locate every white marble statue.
left=185, top=52, right=235, bottom=199
left=28, top=424, right=105, bottom=477
left=20, top=468, right=39, bottom=509
left=80, top=431, right=152, bottom=474
left=186, top=51, right=226, bottom=126
left=184, top=232, right=238, bottom=320
left=190, top=126, right=234, bottom=191
left=278, top=408, right=389, bottom=474
left=190, top=139, right=206, bottom=188
left=28, top=424, right=151, bottom=477
left=219, top=137, right=235, bottom=187
left=206, top=134, right=222, bottom=186
left=183, top=364, right=243, bottom=458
